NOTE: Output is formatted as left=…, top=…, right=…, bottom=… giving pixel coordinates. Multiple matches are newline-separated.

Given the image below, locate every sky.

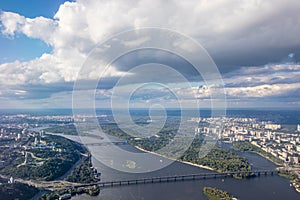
left=0, top=0, right=300, bottom=109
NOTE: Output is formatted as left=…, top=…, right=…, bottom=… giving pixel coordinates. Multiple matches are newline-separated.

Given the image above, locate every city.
left=195, top=116, right=300, bottom=192
left=1, top=0, right=300, bottom=199
left=0, top=110, right=299, bottom=199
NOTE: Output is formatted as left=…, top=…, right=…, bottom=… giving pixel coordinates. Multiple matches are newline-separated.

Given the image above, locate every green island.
left=232, top=141, right=283, bottom=165
left=203, top=187, right=237, bottom=200
left=101, top=122, right=253, bottom=178
left=0, top=181, right=39, bottom=200
left=180, top=139, right=253, bottom=178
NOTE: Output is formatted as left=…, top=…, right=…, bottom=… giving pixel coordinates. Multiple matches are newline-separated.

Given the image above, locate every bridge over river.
left=10, top=168, right=296, bottom=191
left=85, top=141, right=128, bottom=146
left=84, top=139, right=219, bottom=147
left=74, top=169, right=290, bottom=189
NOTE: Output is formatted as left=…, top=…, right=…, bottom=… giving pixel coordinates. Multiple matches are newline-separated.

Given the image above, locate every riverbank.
left=232, top=141, right=300, bottom=194
left=33, top=143, right=92, bottom=199
left=253, top=151, right=283, bottom=166
left=38, top=136, right=101, bottom=200
left=232, top=141, right=283, bottom=166
left=134, top=145, right=215, bottom=172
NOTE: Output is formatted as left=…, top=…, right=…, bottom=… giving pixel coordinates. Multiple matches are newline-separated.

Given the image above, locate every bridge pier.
left=90, top=170, right=280, bottom=189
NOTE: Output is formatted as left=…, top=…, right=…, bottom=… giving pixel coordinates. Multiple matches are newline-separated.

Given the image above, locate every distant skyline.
left=1, top=0, right=300, bottom=109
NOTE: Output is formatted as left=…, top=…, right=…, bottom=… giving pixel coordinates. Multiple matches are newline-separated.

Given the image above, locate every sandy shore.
left=134, top=145, right=215, bottom=171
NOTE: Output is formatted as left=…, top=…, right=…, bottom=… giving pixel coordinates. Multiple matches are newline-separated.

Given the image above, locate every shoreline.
left=34, top=133, right=97, bottom=199
left=46, top=132, right=216, bottom=172
left=133, top=145, right=215, bottom=171
left=240, top=142, right=283, bottom=166
left=253, top=151, right=283, bottom=166
left=244, top=149, right=283, bottom=167
left=232, top=144, right=300, bottom=194
left=49, top=133, right=300, bottom=195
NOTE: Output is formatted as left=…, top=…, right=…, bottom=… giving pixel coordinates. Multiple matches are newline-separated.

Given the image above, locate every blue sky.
left=0, top=0, right=300, bottom=109
left=0, top=0, right=72, bottom=18
left=0, top=0, right=72, bottom=63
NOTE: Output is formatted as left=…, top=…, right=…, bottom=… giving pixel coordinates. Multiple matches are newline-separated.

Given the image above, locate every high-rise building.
left=297, top=124, right=300, bottom=132
left=267, top=131, right=272, bottom=140
left=40, top=130, right=45, bottom=137
left=265, top=123, right=281, bottom=130
left=24, top=152, right=28, bottom=165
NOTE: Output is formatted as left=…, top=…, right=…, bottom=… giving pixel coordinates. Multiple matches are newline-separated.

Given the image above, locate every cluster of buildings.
left=27, top=115, right=74, bottom=123
left=29, top=131, right=57, bottom=151
left=0, top=126, right=58, bottom=168
left=195, top=117, right=300, bottom=165
left=0, top=128, right=31, bottom=142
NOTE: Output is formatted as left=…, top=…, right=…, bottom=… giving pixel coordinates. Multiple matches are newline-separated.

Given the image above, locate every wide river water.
left=48, top=131, right=299, bottom=200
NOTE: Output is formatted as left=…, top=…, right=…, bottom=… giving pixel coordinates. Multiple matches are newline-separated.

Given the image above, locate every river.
left=53, top=132, right=299, bottom=200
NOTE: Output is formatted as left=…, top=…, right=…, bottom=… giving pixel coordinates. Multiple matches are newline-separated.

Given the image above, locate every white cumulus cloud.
left=0, top=0, right=300, bottom=108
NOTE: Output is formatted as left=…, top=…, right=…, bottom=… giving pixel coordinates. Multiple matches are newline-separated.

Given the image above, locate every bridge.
left=74, top=170, right=286, bottom=189
left=85, top=141, right=128, bottom=146
left=84, top=139, right=219, bottom=147
left=11, top=169, right=295, bottom=191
